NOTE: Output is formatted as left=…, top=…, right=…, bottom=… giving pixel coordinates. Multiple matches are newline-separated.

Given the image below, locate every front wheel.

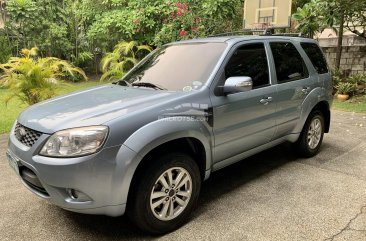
left=127, top=153, right=201, bottom=234
left=295, top=110, right=325, bottom=158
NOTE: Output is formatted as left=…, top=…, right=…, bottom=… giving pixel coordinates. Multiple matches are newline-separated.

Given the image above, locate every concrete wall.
left=319, top=36, right=366, bottom=74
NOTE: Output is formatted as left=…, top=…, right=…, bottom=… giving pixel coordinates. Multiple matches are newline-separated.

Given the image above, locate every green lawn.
left=0, top=81, right=103, bottom=134
left=332, top=95, right=366, bottom=113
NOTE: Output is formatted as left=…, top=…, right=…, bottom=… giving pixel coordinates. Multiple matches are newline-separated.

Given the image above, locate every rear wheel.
left=127, top=152, right=201, bottom=234
left=295, top=110, right=325, bottom=157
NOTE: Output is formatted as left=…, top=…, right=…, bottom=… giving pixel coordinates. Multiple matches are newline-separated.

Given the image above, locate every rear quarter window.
left=301, top=42, right=329, bottom=74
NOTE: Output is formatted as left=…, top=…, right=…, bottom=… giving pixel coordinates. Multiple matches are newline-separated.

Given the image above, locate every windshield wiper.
left=113, top=80, right=132, bottom=87
left=131, top=82, right=167, bottom=90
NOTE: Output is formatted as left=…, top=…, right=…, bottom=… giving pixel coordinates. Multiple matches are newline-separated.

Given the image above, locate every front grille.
left=14, top=122, right=42, bottom=147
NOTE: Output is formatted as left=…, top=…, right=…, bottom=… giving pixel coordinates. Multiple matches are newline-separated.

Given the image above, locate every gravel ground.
left=1, top=110, right=366, bottom=241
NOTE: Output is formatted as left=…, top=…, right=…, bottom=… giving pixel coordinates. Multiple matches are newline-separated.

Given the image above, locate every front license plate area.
left=6, top=151, right=20, bottom=176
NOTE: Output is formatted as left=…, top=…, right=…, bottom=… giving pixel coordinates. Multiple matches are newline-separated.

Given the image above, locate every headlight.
left=39, top=126, right=108, bottom=157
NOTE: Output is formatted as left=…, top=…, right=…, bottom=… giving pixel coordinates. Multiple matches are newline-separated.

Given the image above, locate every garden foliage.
left=0, top=47, right=87, bottom=104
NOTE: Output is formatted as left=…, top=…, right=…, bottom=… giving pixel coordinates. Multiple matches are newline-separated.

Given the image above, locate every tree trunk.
left=335, top=12, right=345, bottom=70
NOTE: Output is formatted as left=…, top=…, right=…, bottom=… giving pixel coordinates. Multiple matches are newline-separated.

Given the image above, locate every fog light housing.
left=66, top=189, right=92, bottom=202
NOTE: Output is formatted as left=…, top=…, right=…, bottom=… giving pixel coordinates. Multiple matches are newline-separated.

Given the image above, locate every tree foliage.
left=6, top=0, right=73, bottom=58
left=344, top=1, right=366, bottom=39
left=83, top=0, right=243, bottom=47
left=2, top=0, right=243, bottom=73
left=292, top=0, right=323, bottom=38
left=0, top=35, right=12, bottom=64
left=293, top=0, right=366, bottom=69
left=293, top=0, right=366, bottom=39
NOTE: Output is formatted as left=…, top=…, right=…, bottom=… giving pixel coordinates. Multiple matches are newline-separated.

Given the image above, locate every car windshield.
left=119, top=42, right=227, bottom=91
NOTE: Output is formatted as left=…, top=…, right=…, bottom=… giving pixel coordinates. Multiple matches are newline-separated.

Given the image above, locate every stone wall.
left=321, top=46, right=366, bottom=75
left=319, top=36, right=366, bottom=75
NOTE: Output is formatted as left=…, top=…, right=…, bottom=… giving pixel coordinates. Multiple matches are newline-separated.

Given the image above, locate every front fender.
left=115, top=117, right=213, bottom=206
left=124, top=117, right=212, bottom=161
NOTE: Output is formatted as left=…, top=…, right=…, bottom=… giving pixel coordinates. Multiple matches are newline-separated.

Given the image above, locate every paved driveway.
left=1, top=111, right=366, bottom=241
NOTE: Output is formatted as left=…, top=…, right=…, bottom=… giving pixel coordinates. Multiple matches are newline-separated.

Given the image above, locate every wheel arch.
left=295, top=87, right=331, bottom=134
left=311, top=101, right=331, bottom=133
left=116, top=118, right=213, bottom=208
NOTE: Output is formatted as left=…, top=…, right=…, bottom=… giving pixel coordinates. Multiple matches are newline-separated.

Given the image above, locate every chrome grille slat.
left=14, top=123, right=42, bottom=147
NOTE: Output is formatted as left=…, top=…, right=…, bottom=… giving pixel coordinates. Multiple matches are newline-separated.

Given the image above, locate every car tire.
left=295, top=110, right=325, bottom=158
left=127, top=152, right=201, bottom=234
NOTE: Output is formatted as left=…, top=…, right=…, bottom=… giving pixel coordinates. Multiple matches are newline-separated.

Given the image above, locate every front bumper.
left=7, top=129, right=136, bottom=217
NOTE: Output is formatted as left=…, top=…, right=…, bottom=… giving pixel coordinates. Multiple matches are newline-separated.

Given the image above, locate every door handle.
left=302, top=87, right=311, bottom=94
left=260, top=97, right=273, bottom=105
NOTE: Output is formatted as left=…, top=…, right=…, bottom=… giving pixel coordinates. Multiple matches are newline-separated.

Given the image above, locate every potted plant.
left=332, top=68, right=345, bottom=95
left=335, top=82, right=355, bottom=101
left=347, top=74, right=366, bottom=93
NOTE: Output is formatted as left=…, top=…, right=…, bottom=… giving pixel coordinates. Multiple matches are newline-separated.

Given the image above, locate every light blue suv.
left=6, top=36, right=332, bottom=234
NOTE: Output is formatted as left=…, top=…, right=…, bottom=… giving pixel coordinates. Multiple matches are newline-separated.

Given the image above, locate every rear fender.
left=293, top=87, right=329, bottom=134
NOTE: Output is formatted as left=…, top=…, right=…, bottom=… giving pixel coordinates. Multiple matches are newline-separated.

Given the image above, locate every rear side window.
left=270, top=42, right=309, bottom=83
left=225, top=43, right=270, bottom=88
left=301, top=42, right=329, bottom=74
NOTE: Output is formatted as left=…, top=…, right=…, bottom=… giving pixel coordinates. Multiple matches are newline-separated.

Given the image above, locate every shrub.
left=347, top=74, right=366, bottom=85
left=336, top=82, right=355, bottom=95
left=0, top=47, right=88, bottom=105
left=100, top=41, right=152, bottom=82
left=0, top=35, right=12, bottom=64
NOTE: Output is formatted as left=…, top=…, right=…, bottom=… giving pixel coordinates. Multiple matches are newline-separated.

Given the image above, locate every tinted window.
left=270, top=42, right=309, bottom=83
left=121, top=43, right=227, bottom=91
left=225, top=43, right=270, bottom=88
left=301, top=42, right=329, bottom=74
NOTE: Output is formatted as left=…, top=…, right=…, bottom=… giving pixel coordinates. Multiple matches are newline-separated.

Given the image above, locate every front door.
left=210, top=42, right=277, bottom=164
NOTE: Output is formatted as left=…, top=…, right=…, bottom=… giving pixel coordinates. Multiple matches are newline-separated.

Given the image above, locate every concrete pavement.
left=0, top=110, right=366, bottom=241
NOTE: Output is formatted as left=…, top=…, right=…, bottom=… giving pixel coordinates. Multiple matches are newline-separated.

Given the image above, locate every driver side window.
left=225, top=43, right=270, bottom=89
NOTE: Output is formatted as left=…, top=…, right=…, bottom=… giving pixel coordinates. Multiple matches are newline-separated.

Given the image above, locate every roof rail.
left=208, top=30, right=254, bottom=37
left=208, top=28, right=309, bottom=38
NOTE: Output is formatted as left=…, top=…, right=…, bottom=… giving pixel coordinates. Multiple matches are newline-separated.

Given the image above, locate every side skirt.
left=211, top=133, right=300, bottom=172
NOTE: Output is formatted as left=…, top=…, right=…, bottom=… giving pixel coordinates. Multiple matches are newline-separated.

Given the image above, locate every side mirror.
left=221, top=77, right=253, bottom=95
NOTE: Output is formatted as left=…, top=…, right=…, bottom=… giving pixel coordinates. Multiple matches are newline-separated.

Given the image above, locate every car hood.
left=18, top=84, right=186, bottom=134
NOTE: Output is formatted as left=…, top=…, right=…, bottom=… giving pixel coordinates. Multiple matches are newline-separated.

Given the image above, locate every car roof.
left=168, top=36, right=318, bottom=46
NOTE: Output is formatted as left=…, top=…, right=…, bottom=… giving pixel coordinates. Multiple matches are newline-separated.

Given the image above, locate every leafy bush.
left=0, top=35, right=12, bottom=64
left=336, top=82, right=355, bottom=95
left=3, top=0, right=244, bottom=75
left=347, top=74, right=366, bottom=85
left=5, top=0, right=75, bottom=60
left=100, top=41, right=152, bottom=82
left=72, top=52, right=94, bottom=68
left=332, top=68, right=344, bottom=85
left=0, top=47, right=87, bottom=105
left=86, top=0, right=243, bottom=47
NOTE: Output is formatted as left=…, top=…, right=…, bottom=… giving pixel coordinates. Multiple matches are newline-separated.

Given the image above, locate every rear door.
left=268, top=41, right=316, bottom=139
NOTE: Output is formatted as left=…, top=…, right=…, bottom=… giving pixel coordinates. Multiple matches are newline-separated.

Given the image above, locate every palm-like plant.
left=293, top=2, right=321, bottom=38
left=100, top=41, right=152, bottom=82
left=0, top=47, right=87, bottom=105
left=336, top=82, right=355, bottom=95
